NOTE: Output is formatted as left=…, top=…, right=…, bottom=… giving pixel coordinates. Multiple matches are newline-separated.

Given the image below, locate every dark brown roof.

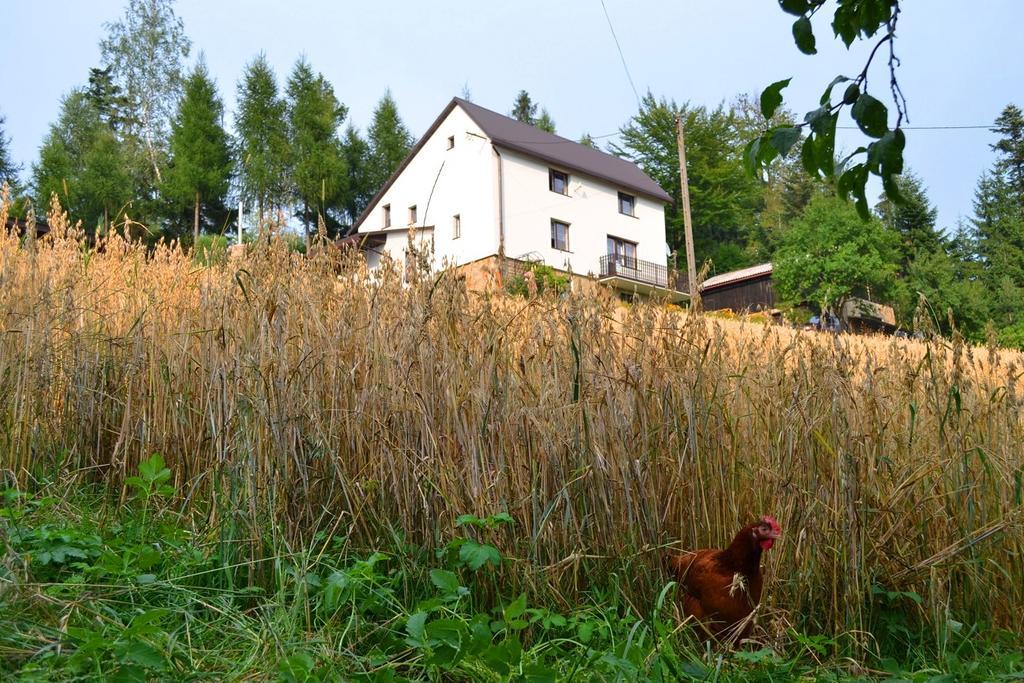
left=700, top=263, right=774, bottom=292
left=4, top=217, right=50, bottom=238
left=454, top=98, right=672, bottom=203
left=350, top=97, right=671, bottom=232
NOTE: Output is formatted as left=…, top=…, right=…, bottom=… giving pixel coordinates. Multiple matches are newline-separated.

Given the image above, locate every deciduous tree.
left=100, top=0, right=191, bottom=187
left=749, top=0, right=908, bottom=216
left=773, top=194, right=899, bottom=312
left=613, top=93, right=763, bottom=273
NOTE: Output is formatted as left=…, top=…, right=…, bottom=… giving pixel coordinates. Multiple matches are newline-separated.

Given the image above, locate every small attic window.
left=447, top=135, right=455, bottom=150
left=549, top=169, right=569, bottom=195
left=383, top=204, right=391, bottom=228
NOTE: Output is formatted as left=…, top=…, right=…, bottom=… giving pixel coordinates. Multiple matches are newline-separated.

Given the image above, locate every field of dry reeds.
left=2, top=197, right=1023, bottom=646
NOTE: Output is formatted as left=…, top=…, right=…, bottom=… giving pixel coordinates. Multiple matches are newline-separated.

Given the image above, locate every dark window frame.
left=409, top=204, right=417, bottom=225
left=607, top=234, right=638, bottom=265
left=549, top=169, right=569, bottom=196
left=453, top=213, right=461, bottom=239
left=618, top=191, right=636, bottom=217
left=447, top=135, right=455, bottom=150
left=550, top=219, right=570, bottom=252
left=383, top=204, right=391, bottom=228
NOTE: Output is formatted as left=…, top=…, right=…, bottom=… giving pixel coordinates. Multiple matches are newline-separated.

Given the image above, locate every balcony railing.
left=599, top=254, right=686, bottom=292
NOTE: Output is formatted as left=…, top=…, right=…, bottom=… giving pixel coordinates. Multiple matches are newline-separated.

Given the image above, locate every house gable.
left=354, top=101, right=499, bottom=268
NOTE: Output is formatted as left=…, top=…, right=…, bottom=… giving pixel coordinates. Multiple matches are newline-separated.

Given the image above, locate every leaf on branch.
left=769, top=126, right=803, bottom=157
left=760, top=78, right=792, bottom=119
left=801, top=134, right=818, bottom=176
left=793, top=16, right=817, bottom=54
left=867, top=128, right=905, bottom=176
left=837, top=163, right=871, bottom=220
left=778, top=0, right=811, bottom=17
left=850, top=93, right=888, bottom=138
left=820, top=75, right=850, bottom=105
left=842, top=83, right=861, bottom=105
left=882, top=173, right=905, bottom=205
left=833, top=0, right=896, bottom=46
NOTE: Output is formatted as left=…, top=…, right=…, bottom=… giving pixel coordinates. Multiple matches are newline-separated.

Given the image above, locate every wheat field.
left=2, top=197, right=1022, bottom=647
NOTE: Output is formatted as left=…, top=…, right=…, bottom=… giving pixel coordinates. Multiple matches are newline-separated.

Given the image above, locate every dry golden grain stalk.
left=0, top=195, right=1022, bottom=637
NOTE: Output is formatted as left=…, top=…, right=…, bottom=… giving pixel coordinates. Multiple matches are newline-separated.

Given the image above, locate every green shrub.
left=998, top=321, right=1024, bottom=350
left=192, top=234, right=228, bottom=266
left=506, top=263, right=569, bottom=297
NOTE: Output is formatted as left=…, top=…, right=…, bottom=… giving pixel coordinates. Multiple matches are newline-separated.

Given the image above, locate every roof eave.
left=350, top=98, right=463, bottom=234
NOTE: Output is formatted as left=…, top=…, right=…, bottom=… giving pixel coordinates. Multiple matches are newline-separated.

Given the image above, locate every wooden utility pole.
left=675, top=114, right=699, bottom=308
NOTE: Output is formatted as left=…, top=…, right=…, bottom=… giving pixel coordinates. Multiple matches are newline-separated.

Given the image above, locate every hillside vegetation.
left=2, top=202, right=1023, bottom=680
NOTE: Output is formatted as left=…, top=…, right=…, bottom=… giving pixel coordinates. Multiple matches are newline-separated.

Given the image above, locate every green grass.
left=2, top=457, right=1022, bottom=682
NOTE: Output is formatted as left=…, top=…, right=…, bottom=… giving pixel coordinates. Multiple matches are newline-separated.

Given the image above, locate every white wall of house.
left=356, top=102, right=668, bottom=280
left=498, top=149, right=668, bottom=277
left=357, top=106, right=497, bottom=269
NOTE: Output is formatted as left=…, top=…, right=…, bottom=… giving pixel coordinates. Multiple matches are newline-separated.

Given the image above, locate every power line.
left=599, top=0, right=641, bottom=107
left=837, top=124, right=994, bottom=130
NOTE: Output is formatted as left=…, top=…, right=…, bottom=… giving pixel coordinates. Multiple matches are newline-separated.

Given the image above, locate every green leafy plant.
left=125, top=453, right=174, bottom=504
left=506, top=263, right=569, bottom=297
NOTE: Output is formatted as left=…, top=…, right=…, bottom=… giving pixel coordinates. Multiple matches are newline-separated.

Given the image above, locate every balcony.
left=598, top=254, right=688, bottom=301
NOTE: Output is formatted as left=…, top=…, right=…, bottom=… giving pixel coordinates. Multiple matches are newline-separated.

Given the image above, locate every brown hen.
left=664, top=516, right=781, bottom=643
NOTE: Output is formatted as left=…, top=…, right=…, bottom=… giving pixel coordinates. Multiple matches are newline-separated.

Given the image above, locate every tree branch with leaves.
left=747, top=0, right=906, bottom=219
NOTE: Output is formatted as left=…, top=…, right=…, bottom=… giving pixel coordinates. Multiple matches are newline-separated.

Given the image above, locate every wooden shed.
left=700, top=263, right=775, bottom=313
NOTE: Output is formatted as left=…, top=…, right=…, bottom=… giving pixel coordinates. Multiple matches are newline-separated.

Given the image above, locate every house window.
left=618, top=192, right=636, bottom=217
left=551, top=219, right=570, bottom=251
left=607, top=235, right=637, bottom=267
left=409, top=205, right=417, bottom=224
left=447, top=135, right=455, bottom=150
left=383, top=204, right=391, bottom=228
left=549, top=169, right=569, bottom=195
left=453, top=214, right=461, bottom=239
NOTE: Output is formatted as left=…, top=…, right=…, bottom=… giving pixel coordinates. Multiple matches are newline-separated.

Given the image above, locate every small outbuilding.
left=700, top=263, right=775, bottom=313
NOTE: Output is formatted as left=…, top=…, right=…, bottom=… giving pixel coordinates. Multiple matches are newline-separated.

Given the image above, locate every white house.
left=345, top=97, right=684, bottom=300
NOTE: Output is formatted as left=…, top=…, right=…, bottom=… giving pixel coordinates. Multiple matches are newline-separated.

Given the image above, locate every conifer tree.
left=535, top=109, right=556, bottom=134
left=991, top=104, right=1024, bottom=198
left=875, top=171, right=942, bottom=274
left=235, top=54, right=289, bottom=226
left=0, top=112, right=19, bottom=188
left=972, top=104, right=1024, bottom=305
left=511, top=90, right=557, bottom=133
left=286, top=57, right=348, bottom=242
left=87, top=66, right=133, bottom=134
left=163, top=59, right=232, bottom=242
left=340, top=126, right=372, bottom=227
left=366, top=91, right=412, bottom=198
left=511, top=90, right=537, bottom=124
left=33, top=91, right=131, bottom=233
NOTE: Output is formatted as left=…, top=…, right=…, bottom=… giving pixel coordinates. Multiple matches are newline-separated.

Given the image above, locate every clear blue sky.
left=3, top=1, right=1021, bottom=232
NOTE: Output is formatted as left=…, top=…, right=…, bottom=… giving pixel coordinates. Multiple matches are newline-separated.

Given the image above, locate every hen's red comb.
left=761, top=515, right=781, bottom=532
